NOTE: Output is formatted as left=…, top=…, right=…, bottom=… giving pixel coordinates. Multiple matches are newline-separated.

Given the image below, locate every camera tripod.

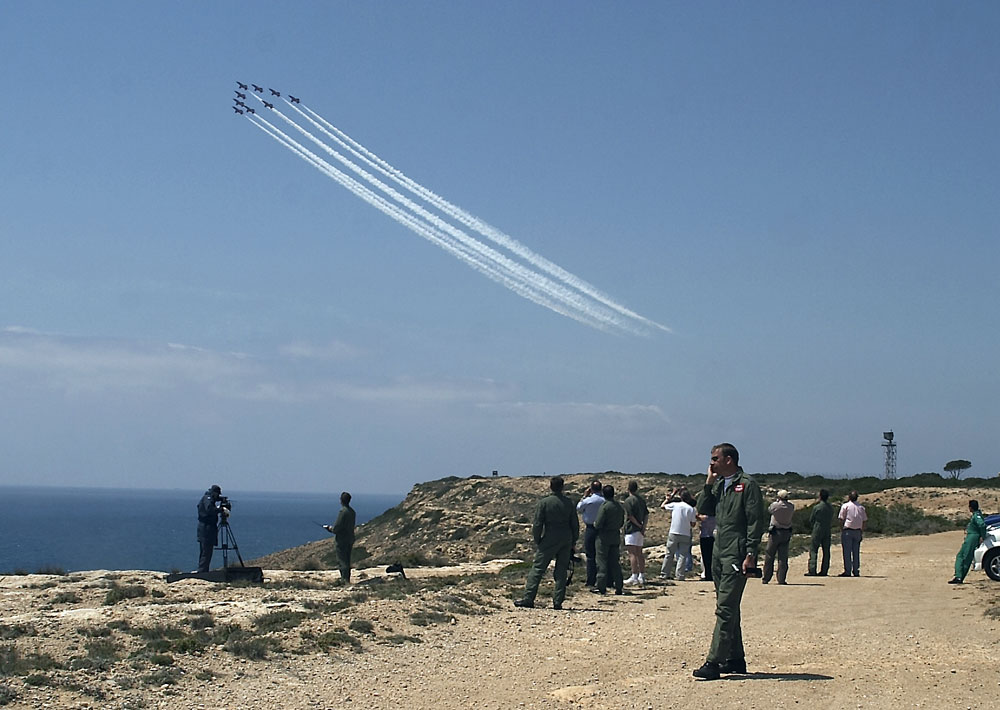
left=216, top=514, right=247, bottom=568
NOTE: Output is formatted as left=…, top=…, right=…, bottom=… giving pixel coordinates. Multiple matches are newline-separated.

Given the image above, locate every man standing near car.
left=838, top=491, right=867, bottom=577
left=949, top=499, right=987, bottom=584
left=693, top=443, right=766, bottom=680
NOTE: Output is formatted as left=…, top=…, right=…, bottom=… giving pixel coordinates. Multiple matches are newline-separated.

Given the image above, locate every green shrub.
left=254, top=610, right=306, bottom=633
left=485, top=538, right=519, bottom=558
left=0, top=624, right=34, bottom=640
left=142, top=667, right=180, bottom=686
left=51, top=591, right=79, bottom=605
left=314, top=630, right=361, bottom=652
left=188, top=611, right=214, bottom=630
left=382, top=634, right=422, bottom=645
left=409, top=610, right=451, bottom=626
left=348, top=618, right=375, bottom=635
left=0, top=683, right=18, bottom=705
left=34, top=565, right=66, bottom=576
left=104, top=583, right=147, bottom=605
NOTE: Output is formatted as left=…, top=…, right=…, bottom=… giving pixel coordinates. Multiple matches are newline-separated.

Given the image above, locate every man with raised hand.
left=693, top=443, right=766, bottom=680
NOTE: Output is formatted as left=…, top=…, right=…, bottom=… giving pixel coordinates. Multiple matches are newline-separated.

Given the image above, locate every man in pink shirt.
left=838, top=490, right=867, bottom=577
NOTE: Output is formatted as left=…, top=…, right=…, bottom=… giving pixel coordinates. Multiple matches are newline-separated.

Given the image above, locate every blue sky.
left=2, top=2, right=997, bottom=494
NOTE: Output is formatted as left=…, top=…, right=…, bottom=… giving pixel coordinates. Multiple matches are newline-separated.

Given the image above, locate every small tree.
left=943, top=459, right=972, bottom=480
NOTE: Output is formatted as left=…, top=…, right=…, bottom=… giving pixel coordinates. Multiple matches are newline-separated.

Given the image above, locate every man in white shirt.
left=660, top=488, right=698, bottom=580
left=838, top=490, right=867, bottom=577
left=576, top=480, right=604, bottom=587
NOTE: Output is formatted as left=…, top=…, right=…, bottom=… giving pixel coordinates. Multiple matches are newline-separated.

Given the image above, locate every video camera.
left=218, top=496, right=232, bottom=518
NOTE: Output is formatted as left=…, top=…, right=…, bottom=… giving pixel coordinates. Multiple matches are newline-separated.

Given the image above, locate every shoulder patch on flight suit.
left=734, top=484, right=745, bottom=493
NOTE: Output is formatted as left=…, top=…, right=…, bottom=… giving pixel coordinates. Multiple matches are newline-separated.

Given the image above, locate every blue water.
left=0, top=487, right=403, bottom=573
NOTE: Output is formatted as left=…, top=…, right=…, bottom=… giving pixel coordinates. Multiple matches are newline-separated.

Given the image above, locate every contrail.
left=293, top=103, right=671, bottom=334
left=240, top=93, right=667, bottom=335
left=249, top=98, right=643, bottom=334
left=246, top=115, right=622, bottom=331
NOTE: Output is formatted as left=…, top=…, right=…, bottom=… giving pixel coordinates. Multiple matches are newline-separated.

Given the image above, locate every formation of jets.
left=232, top=82, right=301, bottom=115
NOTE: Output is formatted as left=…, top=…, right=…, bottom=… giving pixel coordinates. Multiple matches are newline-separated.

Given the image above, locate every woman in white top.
left=660, top=489, right=698, bottom=580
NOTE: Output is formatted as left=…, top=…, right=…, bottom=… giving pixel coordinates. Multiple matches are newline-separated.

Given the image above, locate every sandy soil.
left=3, top=530, right=999, bottom=709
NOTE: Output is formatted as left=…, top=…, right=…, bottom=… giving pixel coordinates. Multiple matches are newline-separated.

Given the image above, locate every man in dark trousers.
left=806, top=489, right=834, bottom=576
left=693, top=443, right=766, bottom=680
left=949, top=499, right=987, bottom=584
left=591, top=484, right=625, bottom=595
left=514, top=476, right=580, bottom=610
left=197, top=485, right=223, bottom=573
left=576, top=480, right=605, bottom=587
left=324, top=492, right=356, bottom=583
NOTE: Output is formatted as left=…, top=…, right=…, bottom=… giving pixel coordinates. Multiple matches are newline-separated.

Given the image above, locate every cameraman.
left=197, top=484, right=228, bottom=572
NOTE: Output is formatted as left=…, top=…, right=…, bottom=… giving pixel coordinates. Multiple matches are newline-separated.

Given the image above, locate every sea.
left=0, top=486, right=403, bottom=574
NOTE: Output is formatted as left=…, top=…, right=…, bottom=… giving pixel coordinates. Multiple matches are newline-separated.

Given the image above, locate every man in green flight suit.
left=515, top=476, right=580, bottom=610
left=949, top=499, right=987, bottom=584
left=324, top=491, right=356, bottom=583
left=805, top=489, right=834, bottom=576
left=591, top=484, right=625, bottom=595
left=693, top=443, right=766, bottom=681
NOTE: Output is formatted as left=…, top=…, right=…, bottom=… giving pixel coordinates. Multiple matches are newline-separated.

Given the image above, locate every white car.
left=973, top=514, right=1000, bottom=581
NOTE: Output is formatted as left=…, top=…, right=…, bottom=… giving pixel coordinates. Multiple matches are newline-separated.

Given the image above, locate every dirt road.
left=4, top=530, right=998, bottom=709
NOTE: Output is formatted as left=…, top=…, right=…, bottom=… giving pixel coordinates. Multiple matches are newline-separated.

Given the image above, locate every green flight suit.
left=332, top=504, right=356, bottom=582
left=955, top=510, right=986, bottom=581
left=696, top=469, right=766, bottom=665
left=808, top=500, right=834, bottom=575
left=593, top=499, right=625, bottom=593
left=521, top=492, right=580, bottom=606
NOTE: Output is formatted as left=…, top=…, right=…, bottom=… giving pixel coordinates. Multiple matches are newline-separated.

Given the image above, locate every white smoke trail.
left=293, top=103, right=671, bottom=334
left=249, top=98, right=642, bottom=334
left=246, top=115, right=619, bottom=331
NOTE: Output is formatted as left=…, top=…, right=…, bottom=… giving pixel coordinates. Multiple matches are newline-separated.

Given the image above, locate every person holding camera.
left=197, top=484, right=226, bottom=573
left=324, top=492, right=356, bottom=583
left=693, top=443, right=766, bottom=680
left=761, top=490, right=794, bottom=585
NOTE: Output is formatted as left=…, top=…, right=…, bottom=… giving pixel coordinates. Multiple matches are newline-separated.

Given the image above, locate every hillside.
left=251, top=472, right=1000, bottom=571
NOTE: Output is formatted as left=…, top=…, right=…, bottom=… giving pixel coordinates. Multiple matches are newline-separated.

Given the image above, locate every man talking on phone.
left=693, top=443, right=766, bottom=680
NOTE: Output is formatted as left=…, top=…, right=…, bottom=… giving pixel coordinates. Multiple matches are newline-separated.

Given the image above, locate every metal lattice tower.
left=882, top=431, right=896, bottom=479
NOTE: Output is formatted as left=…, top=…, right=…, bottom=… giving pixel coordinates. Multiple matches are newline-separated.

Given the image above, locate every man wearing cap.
left=197, top=484, right=223, bottom=573
left=576, top=480, right=605, bottom=587
left=761, top=490, right=794, bottom=585
left=324, top=492, right=356, bottom=583
left=805, top=489, right=834, bottom=576
left=692, top=443, right=766, bottom=681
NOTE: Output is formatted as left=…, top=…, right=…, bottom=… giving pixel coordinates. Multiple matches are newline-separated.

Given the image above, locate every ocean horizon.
left=0, top=486, right=403, bottom=574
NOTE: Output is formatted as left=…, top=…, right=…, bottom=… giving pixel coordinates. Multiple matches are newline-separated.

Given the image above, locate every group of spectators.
left=511, top=442, right=901, bottom=681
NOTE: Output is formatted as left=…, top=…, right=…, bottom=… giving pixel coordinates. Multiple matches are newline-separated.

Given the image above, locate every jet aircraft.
left=288, top=95, right=300, bottom=103
left=234, top=100, right=247, bottom=108
left=233, top=107, right=244, bottom=114
left=245, top=107, right=255, bottom=114
left=234, top=91, right=246, bottom=99
left=262, top=101, right=274, bottom=109
left=252, top=84, right=263, bottom=93
left=269, top=88, right=280, bottom=96
left=237, top=81, right=248, bottom=90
